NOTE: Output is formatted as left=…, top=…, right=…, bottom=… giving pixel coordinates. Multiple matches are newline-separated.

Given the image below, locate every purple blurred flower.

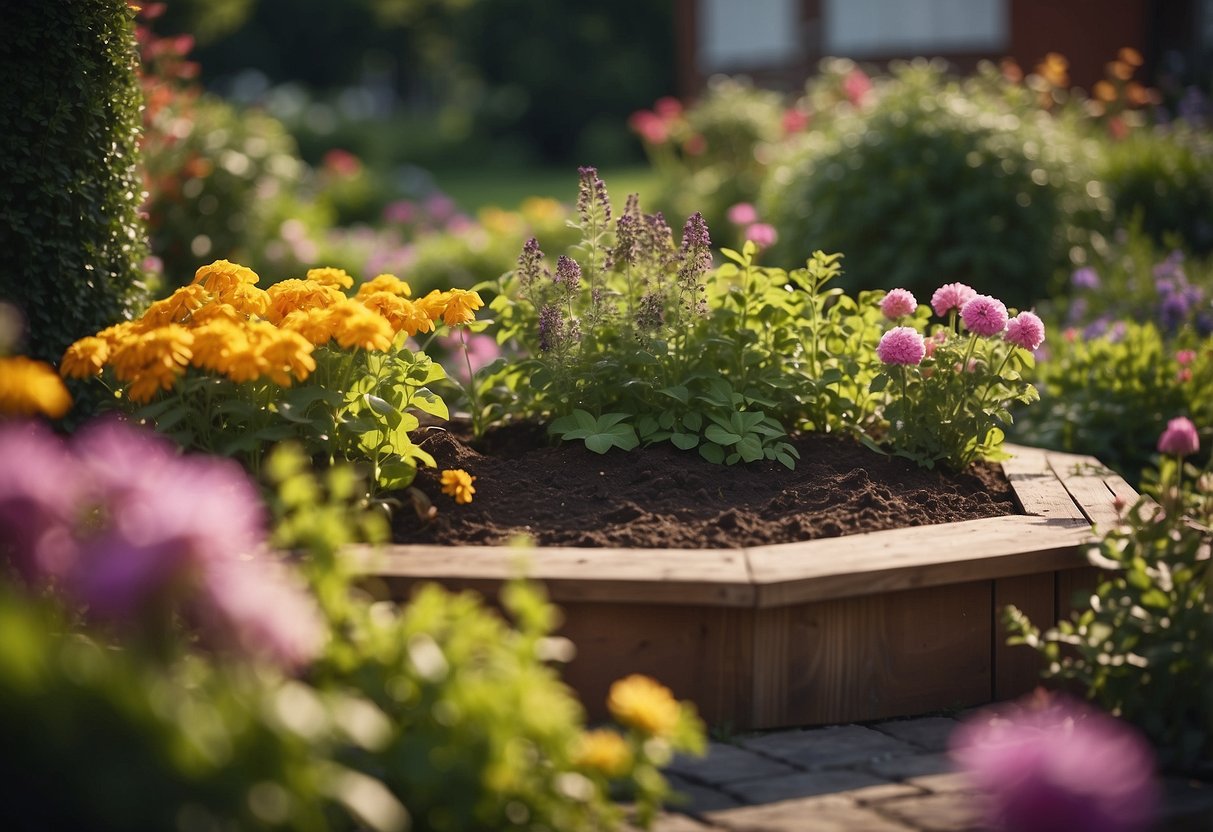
left=880, top=288, right=917, bottom=320
left=423, top=192, right=456, bottom=223
left=961, top=295, right=1009, bottom=337
left=382, top=200, right=417, bottom=225
left=1158, top=416, right=1200, bottom=457
left=876, top=326, right=926, bottom=365
left=1071, top=266, right=1100, bottom=290
left=0, top=422, right=84, bottom=583
left=952, top=693, right=1159, bottom=832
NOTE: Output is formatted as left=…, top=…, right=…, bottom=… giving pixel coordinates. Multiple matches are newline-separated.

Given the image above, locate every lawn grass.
left=430, top=164, right=659, bottom=213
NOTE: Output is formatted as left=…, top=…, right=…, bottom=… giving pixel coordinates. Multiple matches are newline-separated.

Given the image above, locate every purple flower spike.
left=880, top=288, right=917, bottom=320
left=1005, top=311, right=1046, bottom=351
left=952, top=693, right=1159, bottom=832
left=961, top=295, right=1009, bottom=336
left=1158, top=416, right=1199, bottom=457
left=555, top=255, right=582, bottom=293
left=876, top=326, right=926, bottom=365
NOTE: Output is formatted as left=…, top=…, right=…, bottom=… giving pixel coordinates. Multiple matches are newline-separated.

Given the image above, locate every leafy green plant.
left=0, top=0, right=149, bottom=365
left=1005, top=431, right=1213, bottom=771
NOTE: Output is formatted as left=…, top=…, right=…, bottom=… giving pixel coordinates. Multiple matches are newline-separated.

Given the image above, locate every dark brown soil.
left=391, top=423, right=1020, bottom=549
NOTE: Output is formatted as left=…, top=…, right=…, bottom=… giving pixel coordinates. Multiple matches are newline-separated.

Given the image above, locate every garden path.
left=643, top=713, right=1213, bottom=831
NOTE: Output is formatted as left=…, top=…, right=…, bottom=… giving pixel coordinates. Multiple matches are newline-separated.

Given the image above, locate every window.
left=824, top=0, right=1008, bottom=56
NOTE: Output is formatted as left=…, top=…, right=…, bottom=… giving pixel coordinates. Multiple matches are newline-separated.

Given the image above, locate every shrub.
left=0, top=0, right=149, bottom=364
left=763, top=60, right=1102, bottom=307
left=1099, top=125, right=1213, bottom=255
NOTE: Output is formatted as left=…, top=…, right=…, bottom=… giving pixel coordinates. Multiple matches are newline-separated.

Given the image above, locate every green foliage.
left=1005, top=457, right=1213, bottom=770
left=1012, top=322, right=1212, bottom=481
left=0, top=0, right=149, bottom=363
left=1099, top=125, right=1213, bottom=255
left=267, top=447, right=708, bottom=831
left=763, top=60, right=1102, bottom=307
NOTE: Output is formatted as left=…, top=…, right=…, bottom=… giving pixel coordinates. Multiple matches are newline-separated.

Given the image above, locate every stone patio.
left=643, top=714, right=1213, bottom=831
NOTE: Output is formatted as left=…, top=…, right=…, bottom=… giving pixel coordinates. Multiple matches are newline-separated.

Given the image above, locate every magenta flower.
left=727, top=203, right=759, bottom=226
left=1157, top=416, right=1200, bottom=457
left=930, top=282, right=977, bottom=317
left=745, top=222, right=778, bottom=249
left=961, top=295, right=1010, bottom=337
left=1005, top=311, right=1046, bottom=351
left=877, top=326, right=926, bottom=365
left=952, top=694, right=1158, bottom=832
left=880, top=288, right=917, bottom=320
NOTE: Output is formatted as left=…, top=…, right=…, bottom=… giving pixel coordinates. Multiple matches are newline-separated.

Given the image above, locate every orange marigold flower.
left=1094, top=80, right=1117, bottom=103
left=574, top=729, right=632, bottom=777
left=440, top=468, right=476, bottom=504
left=1119, top=47, right=1143, bottom=68
left=190, top=302, right=245, bottom=326
left=108, top=325, right=194, bottom=384
left=1108, top=60, right=1134, bottom=81
left=279, top=308, right=335, bottom=346
left=219, top=282, right=271, bottom=317
left=265, top=279, right=346, bottom=324
left=306, top=267, right=354, bottom=290
left=356, top=273, right=412, bottom=298
left=414, top=289, right=449, bottom=322
left=607, top=674, right=680, bottom=738
left=191, top=259, right=260, bottom=294
left=189, top=319, right=243, bottom=373
left=141, top=283, right=211, bottom=326
left=0, top=356, right=72, bottom=418
left=60, top=336, right=110, bottom=379
left=327, top=300, right=394, bottom=352
left=441, top=288, right=484, bottom=326
left=125, top=361, right=181, bottom=404
left=260, top=329, right=316, bottom=386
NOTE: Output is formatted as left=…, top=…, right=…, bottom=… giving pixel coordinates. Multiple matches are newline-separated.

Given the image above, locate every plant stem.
left=459, top=328, right=483, bottom=437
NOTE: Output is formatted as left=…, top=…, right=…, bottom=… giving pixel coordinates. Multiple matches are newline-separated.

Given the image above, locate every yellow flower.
left=607, top=675, right=680, bottom=738
left=279, top=308, right=335, bottom=346
left=1094, top=80, right=1117, bottom=103
left=306, top=267, right=354, bottom=290
left=125, top=361, right=181, bottom=404
left=414, top=289, right=449, bottom=322
left=189, top=319, right=243, bottom=373
left=356, top=273, right=412, bottom=298
left=439, top=288, right=484, bottom=327
left=141, top=283, right=211, bottom=326
left=60, top=336, right=111, bottom=379
left=574, top=730, right=632, bottom=778
left=0, top=356, right=72, bottom=418
left=358, top=292, right=435, bottom=337
left=189, top=302, right=245, bottom=326
left=1118, top=47, right=1143, bottom=68
left=440, top=469, right=476, bottom=504
left=520, top=196, right=563, bottom=224
left=265, top=279, right=346, bottom=324
left=108, top=325, right=194, bottom=385
left=191, top=259, right=260, bottom=294
left=260, top=329, right=316, bottom=386
left=219, top=282, right=270, bottom=317
left=327, top=300, right=394, bottom=352
left=97, top=321, right=148, bottom=351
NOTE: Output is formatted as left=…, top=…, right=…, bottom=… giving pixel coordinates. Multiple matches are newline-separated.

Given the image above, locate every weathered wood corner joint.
left=357, top=444, right=1135, bottom=730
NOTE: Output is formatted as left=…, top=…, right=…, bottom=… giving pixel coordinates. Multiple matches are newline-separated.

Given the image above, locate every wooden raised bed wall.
left=363, top=445, right=1133, bottom=730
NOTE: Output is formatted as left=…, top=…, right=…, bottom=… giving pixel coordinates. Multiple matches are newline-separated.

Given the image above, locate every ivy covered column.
left=0, top=0, right=148, bottom=364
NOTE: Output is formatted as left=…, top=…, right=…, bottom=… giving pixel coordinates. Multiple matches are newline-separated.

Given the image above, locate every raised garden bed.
left=354, top=444, right=1134, bottom=730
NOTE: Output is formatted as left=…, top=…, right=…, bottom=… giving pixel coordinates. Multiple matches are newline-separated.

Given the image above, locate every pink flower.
left=931, top=282, right=977, bottom=317
left=439, top=331, right=502, bottom=383
left=653, top=96, right=683, bottom=120
left=1005, top=311, right=1046, bottom=351
left=923, top=329, right=948, bottom=358
left=727, top=203, right=759, bottom=226
left=628, top=110, right=668, bottom=145
left=322, top=148, right=361, bottom=178
left=1157, top=416, right=1199, bottom=456
left=877, top=326, right=926, bottom=365
left=782, top=107, right=810, bottom=135
left=1176, top=349, right=1196, bottom=366
left=961, top=295, right=1010, bottom=337
left=952, top=693, right=1158, bottom=832
left=843, top=68, right=873, bottom=107
left=880, top=288, right=917, bottom=320
left=745, top=222, right=778, bottom=248
left=383, top=200, right=417, bottom=225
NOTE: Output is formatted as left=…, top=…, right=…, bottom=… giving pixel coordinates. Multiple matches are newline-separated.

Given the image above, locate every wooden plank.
left=1056, top=565, right=1105, bottom=623
left=1001, top=443, right=1087, bottom=521
left=771, top=582, right=992, bottom=726
left=750, top=607, right=791, bottom=727
left=356, top=544, right=755, bottom=607
left=748, top=514, right=1091, bottom=608
left=1046, top=451, right=1127, bottom=531
left=993, top=573, right=1054, bottom=700
left=556, top=602, right=753, bottom=728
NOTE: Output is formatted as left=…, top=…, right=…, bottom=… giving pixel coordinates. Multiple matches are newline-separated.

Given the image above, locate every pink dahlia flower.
left=952, top=694, right=1158, bottom=832
left=961, top=295, right=1009, bottom=337
left=876, top=326, right=926, bottom=365
left=1157, top=416, right=1199, bottom=456
left=930, top=282, right=977, bottom=317
left=1005, top=311, right=1046, bottom=351
left=745, top=222, right=778, bottom=248
left=880, top=288, right=917, bottom=320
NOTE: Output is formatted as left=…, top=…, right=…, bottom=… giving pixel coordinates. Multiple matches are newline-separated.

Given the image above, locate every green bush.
left=1099, top=125, right=1213, bottom=255
left=763, top=60, right=1104, bottom=307
left=0, top=0, right=149, bottom=363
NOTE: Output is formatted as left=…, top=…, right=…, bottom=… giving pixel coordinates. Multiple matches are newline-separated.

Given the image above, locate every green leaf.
left=670, top=432, right=699, bottom=451
left=699, top=442, right=725, bottom=464
left=704, top=424, right=742, bottom=446
left=657, top=385, right=689, bottom=405
left=682, top=411, right=703, bottom=432
left=869, top=374, right=889, bottom=393
left=363, top=393, right=402, bottom=428
left=736, top=435, right=764, bottom=463
left=411, top=388, right=450, bottom=421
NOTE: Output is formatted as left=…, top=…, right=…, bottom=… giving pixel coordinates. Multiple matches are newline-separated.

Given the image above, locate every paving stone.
left=727, top=769, right=920, bottom=806
left=866, top=753, right=973, bottom=794
left=666, top=774, right=744, bottom=813
left=668, top=742, right=798, bottom=786
left=872, top=791, right=984, bottom=832
left=645, top=811, right=720, bottom=831
left=870, top=716, right=959, bottom=753
left=738, top=725, right=917, bottom=771
left=706, top=795, right=916, bottom=832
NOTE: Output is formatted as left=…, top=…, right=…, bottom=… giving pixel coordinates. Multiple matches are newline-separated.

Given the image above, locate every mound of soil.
left=391, top=423, right=1019, bottom=549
